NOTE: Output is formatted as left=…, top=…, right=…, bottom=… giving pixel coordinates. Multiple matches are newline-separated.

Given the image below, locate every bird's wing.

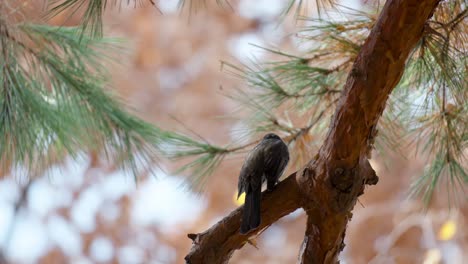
left=238, top=145, right=265, bottom=197
left=264, top=140, right=289, bottom=180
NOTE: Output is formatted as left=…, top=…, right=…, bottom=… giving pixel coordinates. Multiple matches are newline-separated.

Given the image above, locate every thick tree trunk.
left=185, top=0, right=441, bottom=263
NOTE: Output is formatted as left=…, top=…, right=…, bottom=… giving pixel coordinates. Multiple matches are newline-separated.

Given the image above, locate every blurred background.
left=0, top=0, right=466, bottom=263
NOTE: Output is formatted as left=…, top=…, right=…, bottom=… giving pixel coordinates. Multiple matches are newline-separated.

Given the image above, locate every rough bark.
left=185, top=0, right=441, bottom=263
left=298, top=0, right=440, bottom=262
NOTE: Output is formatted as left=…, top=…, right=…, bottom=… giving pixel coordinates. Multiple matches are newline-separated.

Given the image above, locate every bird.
left=237, top=133, right=289, bottom=234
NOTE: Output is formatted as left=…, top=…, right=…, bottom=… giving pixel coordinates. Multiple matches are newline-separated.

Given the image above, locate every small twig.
left=299, top=52, right=333, bottom=64
left=446, top=8, right=467, bottom=30
left=287, top=98, right=339, bottom=145
left=169, top=114, right=212, bottom=145
left=225, top=140, right=259, bottom=152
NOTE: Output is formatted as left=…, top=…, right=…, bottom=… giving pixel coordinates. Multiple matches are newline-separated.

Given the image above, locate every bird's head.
left=263, top=133, right=281, bottom=140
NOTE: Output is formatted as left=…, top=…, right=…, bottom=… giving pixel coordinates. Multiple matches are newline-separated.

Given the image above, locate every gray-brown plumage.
left=237, top=133, right=289, bottom=234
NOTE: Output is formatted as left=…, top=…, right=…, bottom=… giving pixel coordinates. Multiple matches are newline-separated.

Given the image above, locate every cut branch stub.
left=329, top=165, right=360, bottom=212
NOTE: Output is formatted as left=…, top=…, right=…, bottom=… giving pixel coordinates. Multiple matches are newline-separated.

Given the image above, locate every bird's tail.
left=240, top=186, right=261, bottom=234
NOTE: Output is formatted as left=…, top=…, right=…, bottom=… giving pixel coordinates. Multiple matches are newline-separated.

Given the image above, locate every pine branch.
left=298, top=9, right=375, bottom=57
left=46, top=0, right=156, bottom=37
left=410, top=151, right=467, bottom=207
left=408, top=101, right=467, bottom=204
left=235, top=49, right=346, bottom=101
left=282, top=0, right=336, bottom=18
left=0, top=22, right=162, bottom=175
left=392, top=2, right=467, bottom=204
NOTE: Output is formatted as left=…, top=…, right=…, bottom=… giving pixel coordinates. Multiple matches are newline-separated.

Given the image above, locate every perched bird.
left=237, top=133, right=289, bottom=234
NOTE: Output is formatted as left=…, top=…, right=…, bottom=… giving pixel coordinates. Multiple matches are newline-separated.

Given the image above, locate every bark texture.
left=185, top=0, right=441, bottom=263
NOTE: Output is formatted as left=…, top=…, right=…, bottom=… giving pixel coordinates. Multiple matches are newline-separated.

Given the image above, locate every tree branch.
left=185, top=0, right=441, bottom=263
left=185, top=174, right=302, bottom=263
left=298, top=1, right=440, bottom=262
left=320, top=0, right=441, bottom=164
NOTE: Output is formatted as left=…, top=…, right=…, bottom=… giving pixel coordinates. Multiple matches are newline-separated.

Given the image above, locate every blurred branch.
left=185, top=0, right=441, bottom=263
left=0, top=179, right=34, bottom=264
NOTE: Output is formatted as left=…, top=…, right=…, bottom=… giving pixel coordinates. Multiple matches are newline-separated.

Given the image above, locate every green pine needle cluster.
left=394, top=2, right=467, bottom=204
left=159, top=131, right=231, bottom=190
left=0, top=21, right=162, bottom=175
left=282, top=0, right=336, bottom=17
